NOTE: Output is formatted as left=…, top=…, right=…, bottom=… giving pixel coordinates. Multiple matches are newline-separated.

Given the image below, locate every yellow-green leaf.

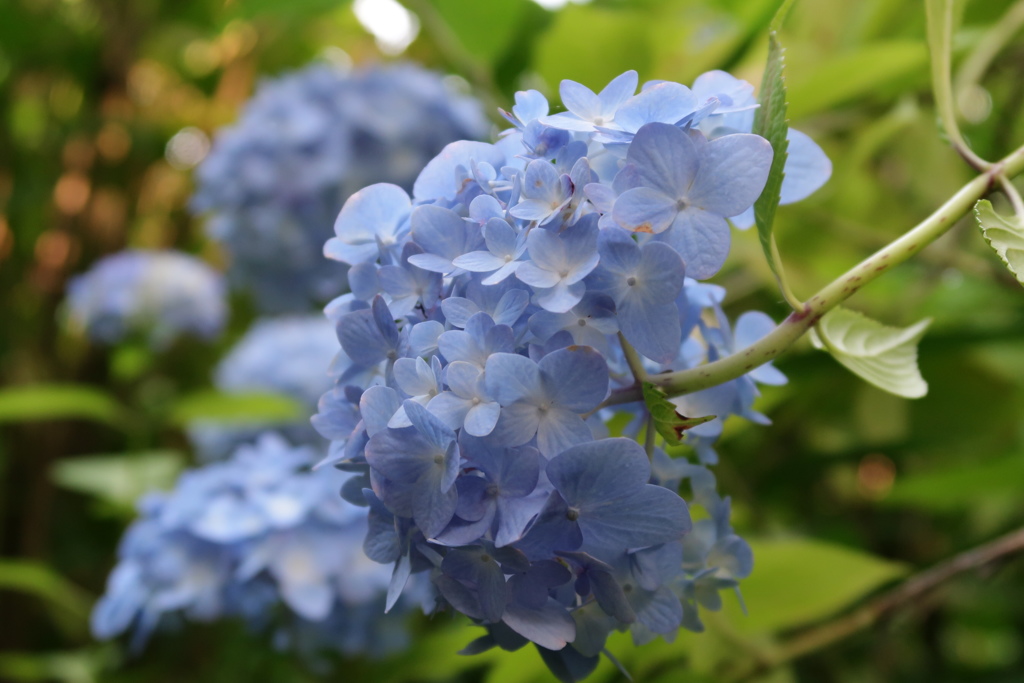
left=51, top=451, right=186, bottom=510
left=810, top=307, right=931, bottom=399
left=723, top=537, right=907, bottom=633
left=975, top=199, right=1024, bottom=285
left=169, top=390, right=305, bottom=426
left=0, top=384, right=127, bottom=427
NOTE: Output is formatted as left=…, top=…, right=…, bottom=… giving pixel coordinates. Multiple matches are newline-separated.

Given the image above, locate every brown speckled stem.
left=602, top=142, right=1024, bottom=407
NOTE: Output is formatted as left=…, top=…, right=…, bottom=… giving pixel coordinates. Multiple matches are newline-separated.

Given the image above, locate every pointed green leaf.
left=723, top=537, right=907, bottom=633
left=975, top=199, right=1024, bottom=284
left=810, top=307, right=931, bottom=399
left=750, top=2, right=794, bottom=283
left=169, top=390, right=305, bottom=426
left=51, top=450, right=186, bottom=509
left=0, top=384, right=127, bottom=427
left=768, top=0, right=796, bottom=31
left=642, top=382, right=715, bottom=446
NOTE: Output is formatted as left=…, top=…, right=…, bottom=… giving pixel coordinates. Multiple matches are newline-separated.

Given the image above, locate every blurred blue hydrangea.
left=92, top=433, right=413, bottom=658
left=188, top=316, right=338, bottom=460
left=311, top=68, right=830, bottom=680
left=192, top=62, right=489, bottom=312
left=64, top=249, right=227, bottom=348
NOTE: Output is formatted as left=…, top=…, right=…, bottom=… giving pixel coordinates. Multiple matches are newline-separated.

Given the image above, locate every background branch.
left=727, top=526, right=1024, bottom=681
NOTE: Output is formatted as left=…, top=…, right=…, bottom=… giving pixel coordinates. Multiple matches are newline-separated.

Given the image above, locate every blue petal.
left=386, top=553, right=411, bottom=612
left=453, top=251, right=506, bottom=273
left=515, top=491, right=583, bottom=559
left=425, top=391, right=471, bottom=430
left=485, top=352, right=542, bottom=405
left=659, top=210, right=730, bottom=280
left=413, top=141, right=506, bottom=202
left=579, top=485, right=692, bottom=556
left=532, top=280, right=586, bottom=314
left=492, top=289, right=531, bottom=328
left=539, top=346, right=608, bottom=413
left=347, top=263, right=380, bottom=301
left=619, top=300, right=681, bottom=364
left=413, top=468, right=460, bottom=538
left=611, top=187, right=677, bottom=234
left=688, top=133, right=773, bottom=217
left=490, top=402, right=542, bottom=448
left=598, top=70, right=638, bottom=116
left=547, top=438, right=650, bottom=503
left=337, top=309, right=388, bottom=367
left=326, top=183, right=411, bottom=265
left=513, top=89, right=549, bottom=124
left=637, top=241, right=687, bottom=304
left=537, top=406, right=594, bottom=457
left=780, top=128, right=832, bottom=204
left=559, top=79, right=601, bottom=121
left=465, top=402, right=500, bottom=437
left=409, top=205, right=483, bottom=272
left=515, top=261, right=562, bottom=289
left=440, top=297, right=480, bottom=328
left=614, top=82, right=697, bottom=133
left=502, top=598, right=576, bottom=650
left=629, top=585, right=683, bottom=634
left=627, top=123, right=699, bottom=198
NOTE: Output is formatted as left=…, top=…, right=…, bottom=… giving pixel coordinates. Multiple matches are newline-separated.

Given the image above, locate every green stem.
left=953, top=0, right=1024, bottom=122
left=927, top=0, right=991, bottom=171
left=770, top=235, right=804, bottom=311
left=644, top=416, right=656, bottom=459
left=1000, top=175, right=1024, bottom=221
left=618, top=332, right=649, bottom=383
left=599, top=142, right=1024, bottom=408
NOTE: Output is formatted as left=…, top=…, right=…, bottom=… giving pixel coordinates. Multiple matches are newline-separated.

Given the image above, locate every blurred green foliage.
left=2, top=0, right=1024, bottom=681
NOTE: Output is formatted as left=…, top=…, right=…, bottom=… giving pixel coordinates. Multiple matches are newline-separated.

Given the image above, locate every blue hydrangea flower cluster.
left=312, top=70, right=830, bottom=677
left=64, top=249, right=227, bottom=348
left=193, top=62, right=490, bottom=312
left=187, top=315, right=339, bottom=460
left=91, top=433, right=412, bottom=658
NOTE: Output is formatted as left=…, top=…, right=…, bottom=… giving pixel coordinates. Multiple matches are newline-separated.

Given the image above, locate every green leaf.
left=975, top=199, right=1024, bottom=285
left=787, top=42, right=929, bottom=119
left=0, top=561, right=92, bottom=638
left=430, top=0, right=529, bottom=67
left=534, top=5, right=653, bottom=93
left=168, top=390, right=305, bottom=426
left=884, top=453, right=1024, bottom=511
left=51, top=451, right=186, bottom=509
left=810, top=307, right=931, bottom=399
left=751, top=30, right=790, bottom=285
left=723, top=537, right=907, bottom=632
left=0, top=384, right=126, bottom=427
left=225, top=0, right=344, bottom=21
left=642, top=382, right=716, bottom=447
